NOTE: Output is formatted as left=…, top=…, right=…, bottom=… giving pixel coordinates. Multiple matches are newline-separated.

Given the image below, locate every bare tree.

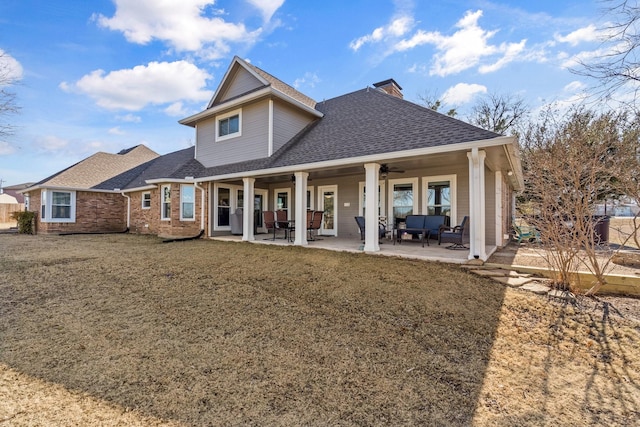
left=416, top=90, right=457, bottom=117
left=467, top=92, right=528, bottom=135
left=572, top=0, right=640, bottom=104
left=520, top=106, right=640, bottom=294
left=0, top=51, right=21, bottom=139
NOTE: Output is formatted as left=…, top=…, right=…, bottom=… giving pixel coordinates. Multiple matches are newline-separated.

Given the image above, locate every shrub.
left=11, top=211, right=36, bottom=234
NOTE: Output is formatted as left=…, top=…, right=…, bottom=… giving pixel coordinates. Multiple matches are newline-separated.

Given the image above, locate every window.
left=180, top=185, right=195, bottom=221
left=393, top=183, right=414, bottom=219
left=161, top=185, right=171, bottom=220
left=52, top=191, right=71, bottom=219
left=215, top=109, right=242, bottom=141
left=41, top=191, right=46, bottom=219
left=358, top=181, right=385, bottom=217
left=422, top=175, right=457, bottom=225
left=217, top=187, right=230, bottom=227
left=142, top=192, right=151, bottom=209
left=40, top=189, right=76, bottom=223
left=388, top=178, right=418, bottom=226
left=427, top=182, right=451, bottom=216
left=274, top=188, right=290, bottom=220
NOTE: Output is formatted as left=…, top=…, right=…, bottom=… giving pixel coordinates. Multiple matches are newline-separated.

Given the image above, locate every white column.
left=495, top=170, right=503, bottom=247
left=242, top=177, right=255, bottom=241
left=364, top=162, right=380, bottom=252
left=294, top=171, right=309, bottom=246
left=467, top=148, right=487, bottom=260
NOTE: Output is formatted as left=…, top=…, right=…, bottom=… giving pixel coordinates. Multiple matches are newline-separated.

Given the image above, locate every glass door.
left=317, top=185, right=337, bottom=236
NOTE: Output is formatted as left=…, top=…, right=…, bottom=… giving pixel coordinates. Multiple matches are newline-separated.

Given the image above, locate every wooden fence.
left=0, top=203, right=24, bottom=223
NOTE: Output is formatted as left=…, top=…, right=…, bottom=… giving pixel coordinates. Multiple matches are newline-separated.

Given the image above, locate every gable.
left=213, top=65, right=266, bottom=105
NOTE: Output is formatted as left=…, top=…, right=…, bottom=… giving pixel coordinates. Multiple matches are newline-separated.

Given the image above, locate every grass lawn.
left=1, top=234, right=639, bottom=426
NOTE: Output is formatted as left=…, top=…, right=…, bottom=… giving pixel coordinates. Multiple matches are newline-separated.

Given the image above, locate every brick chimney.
left=373, top=79, right=403, bottom=99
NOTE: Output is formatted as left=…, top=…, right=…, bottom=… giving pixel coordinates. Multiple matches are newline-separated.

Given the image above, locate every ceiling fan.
left=379, top=163, right=405, bottom=179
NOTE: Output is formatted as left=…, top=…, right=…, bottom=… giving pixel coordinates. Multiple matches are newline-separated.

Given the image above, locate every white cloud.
left=479, top=39, right=526, bottom=73
left=116, top=113, right=141, bottom=123
left=442, top=83, right=487, bottom=105
left=246, top=0, right=285, bottom=22
left=555, top=24, right=601, bottom=46
left=293, top=72, right=320, bottom=89
left=95, top=0, right=271, bottom=58
left=0, top=141, right=15, bottom=155
left=34, top=135, right=69, bottom=152
left=349, top=15, right=414, bottom=51
left=108, top=127, right=125, bottom=135
left=61, top=60, right=213, bottom=111
left=393, top=10, right=528, bottom=77
left=563, top=80, right=587, bottom=93
left=164, top=101, right=189, bottom=117
left=559, top=44, right=612, bottom=69
left=0, top=49, right=23, bottom=84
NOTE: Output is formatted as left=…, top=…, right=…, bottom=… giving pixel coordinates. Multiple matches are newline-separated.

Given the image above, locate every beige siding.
left=218, top=67, right=263, bottom=102
left=196, top=100, right=270, bottom=167
left=272, top=100, right=315, bottom=153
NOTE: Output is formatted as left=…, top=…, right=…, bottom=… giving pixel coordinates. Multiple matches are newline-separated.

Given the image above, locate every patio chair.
left=263, top=211, right=279, bottom=240
left=513, top=222, right=540, bottom=244
left=354, top=216, right=386, bottom=241
left=438, top=216, right=469, bottom=249
left=308, top=210, right=323, bottom=241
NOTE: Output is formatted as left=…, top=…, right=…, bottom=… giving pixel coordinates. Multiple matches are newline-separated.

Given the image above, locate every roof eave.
left=179, top=87, right=322, bottom=127
left=194, top=136, right=517, bottom=182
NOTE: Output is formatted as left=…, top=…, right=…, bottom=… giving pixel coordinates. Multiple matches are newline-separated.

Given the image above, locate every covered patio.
left=210, top=233, right=493, bottom=264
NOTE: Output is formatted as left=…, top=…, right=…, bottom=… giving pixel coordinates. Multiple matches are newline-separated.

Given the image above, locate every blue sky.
left=0, top=0, right=610, bottom=185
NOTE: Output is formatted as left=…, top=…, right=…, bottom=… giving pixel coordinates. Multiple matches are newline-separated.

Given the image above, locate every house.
left=21, top=145, right=159, bottom=234
left=23, top=56, right=524, bottom=261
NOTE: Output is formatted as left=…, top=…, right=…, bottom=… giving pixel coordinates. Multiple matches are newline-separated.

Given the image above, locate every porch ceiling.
left=216, top=144, right=517, bottom=186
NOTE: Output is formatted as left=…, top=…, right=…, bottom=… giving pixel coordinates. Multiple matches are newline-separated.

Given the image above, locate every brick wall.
left=129, top=183, right=206, bottom=238
left=27, top=191, right=126, bottom=234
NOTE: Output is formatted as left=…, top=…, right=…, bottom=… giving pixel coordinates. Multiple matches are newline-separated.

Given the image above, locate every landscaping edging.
left=483, top=262, right=640, bottom=297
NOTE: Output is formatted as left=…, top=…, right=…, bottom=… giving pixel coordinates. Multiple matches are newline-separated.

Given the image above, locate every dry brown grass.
left=1, top=234, right=639, bottom=426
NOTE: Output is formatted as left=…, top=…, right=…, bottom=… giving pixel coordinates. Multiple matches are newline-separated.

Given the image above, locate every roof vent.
left=373, top=79, right=403, bottom=99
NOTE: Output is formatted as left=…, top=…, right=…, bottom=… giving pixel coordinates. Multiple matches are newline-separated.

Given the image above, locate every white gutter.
left=194, top=181, right=206, bottom=232
left=19, top=185, right=123, bottom=194
left=120, top=184, right=156, bottom=193
left=121, top=192, right=131, bottom=229
left=194, top=135, right=516, bottom=183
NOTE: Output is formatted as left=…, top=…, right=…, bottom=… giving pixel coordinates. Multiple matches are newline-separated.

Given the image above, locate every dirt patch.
left=1, top=234, right=639, bottom=425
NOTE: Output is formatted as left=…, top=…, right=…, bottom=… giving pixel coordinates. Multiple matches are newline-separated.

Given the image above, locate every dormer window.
left=216, top=108, right=242, bottom=142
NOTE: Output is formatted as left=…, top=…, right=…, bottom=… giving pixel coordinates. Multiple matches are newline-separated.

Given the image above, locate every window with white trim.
left=215, top=108, right=242, bottom=142
left=180, top=185, right=195, bottom=221
left=358, top=181, right=386, bottom=217
left=40, top=189, right=76, bottom=223
left=422, top=175, right=457, bottom=225
left=141, top=192, right=151, bottom=209
left=388, top=178, right=419, bottom=226
left=161, top=185, right=171, bottom=220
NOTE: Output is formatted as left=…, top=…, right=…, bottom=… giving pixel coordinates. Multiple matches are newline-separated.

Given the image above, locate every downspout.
left=195, top=182, right=206, bottom=235
left=121, top=192, right=131, bottom=230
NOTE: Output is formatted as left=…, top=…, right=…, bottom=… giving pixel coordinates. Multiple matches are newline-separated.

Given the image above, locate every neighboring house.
left=21, top=145, right=159, bottom=234
left=23, top=56, right=524, bottom=261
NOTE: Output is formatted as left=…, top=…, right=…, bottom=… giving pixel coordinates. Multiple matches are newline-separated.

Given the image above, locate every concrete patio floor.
left=210, top=233, right=495, bottom=265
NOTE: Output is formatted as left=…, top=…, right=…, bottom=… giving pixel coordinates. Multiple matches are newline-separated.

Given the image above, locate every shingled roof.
left=116, top=147, right=197, bottom=190
left=30, top=145, right=159, bottom=190
left=243, top=61, right=317, bottom=110
left=170, top=87, right=502, bottom=179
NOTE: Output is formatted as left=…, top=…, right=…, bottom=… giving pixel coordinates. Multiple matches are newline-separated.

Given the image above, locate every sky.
left=0, top=0, right=615, bottom=186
